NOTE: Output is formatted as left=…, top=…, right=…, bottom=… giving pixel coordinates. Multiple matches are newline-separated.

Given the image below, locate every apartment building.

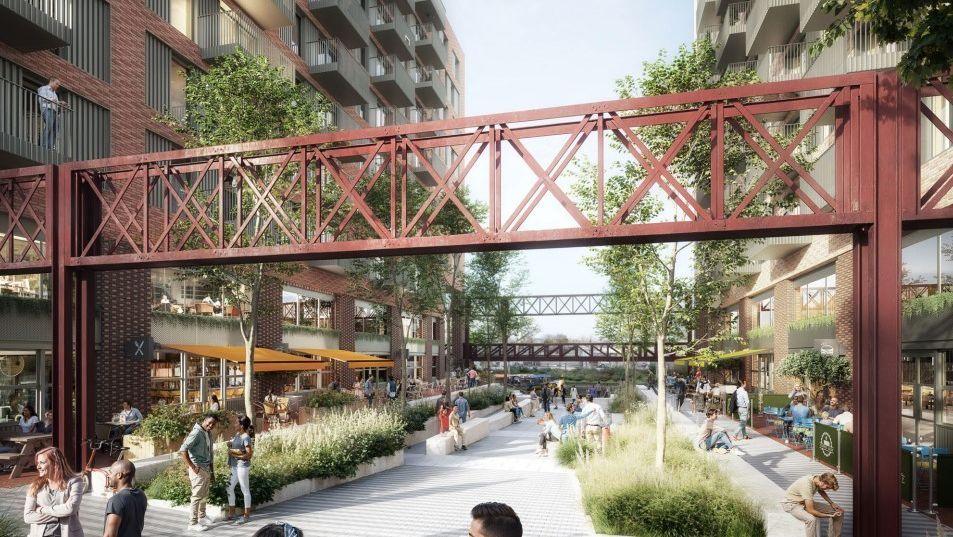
left=0, top=0, right=467, bottom=423
left=694, top=0, right=953, bottom=458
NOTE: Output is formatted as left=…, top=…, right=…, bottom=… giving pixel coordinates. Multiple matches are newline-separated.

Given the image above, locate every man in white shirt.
left=37, top=78, right=65, bottom=150
left=832, top=405, right=853, bottom=434
left=579, top=396, right=610, bottom=451
left=734, top=380, right=751, bottom=441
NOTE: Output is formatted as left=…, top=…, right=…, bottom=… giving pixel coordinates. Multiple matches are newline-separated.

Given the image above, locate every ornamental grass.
left=145, top=407, right=406, bottom=507
left=573, top=405, right=766, bottom=537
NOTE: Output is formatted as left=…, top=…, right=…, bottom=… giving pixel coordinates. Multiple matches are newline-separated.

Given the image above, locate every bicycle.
left=81, top=438, right=129, bottom=495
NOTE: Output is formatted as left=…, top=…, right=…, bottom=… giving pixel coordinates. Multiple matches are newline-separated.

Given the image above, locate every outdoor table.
left=2, top=433, right=52, bottom=479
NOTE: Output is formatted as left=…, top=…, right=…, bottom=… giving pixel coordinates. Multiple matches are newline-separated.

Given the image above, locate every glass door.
left=901, top=353, right=938, bottom=445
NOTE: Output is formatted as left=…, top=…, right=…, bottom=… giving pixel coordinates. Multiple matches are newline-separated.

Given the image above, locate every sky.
left=444, top=0, right=695, bottom=339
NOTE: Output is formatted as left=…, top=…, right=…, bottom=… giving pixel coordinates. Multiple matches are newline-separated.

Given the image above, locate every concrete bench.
left=487, top=411, right=515, bottom=431
left=425, top=432, right=456, bottom=455
left=425, top=416, right=491, bottom=454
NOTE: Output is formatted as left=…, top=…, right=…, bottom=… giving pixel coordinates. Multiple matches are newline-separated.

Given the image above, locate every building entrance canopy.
left=161, top=344, right=329, bottom=372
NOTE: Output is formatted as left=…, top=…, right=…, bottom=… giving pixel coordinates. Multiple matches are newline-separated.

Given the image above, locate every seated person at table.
left=832, top=405, right=853, bottom=433
left=17, top=405, right=39, bottom=434
left=264, top=390, right=280, bottom=406
left=790, top=396, right=811, bottom=421
left=37, top=410, right=53, bottom=434
left=821, top=396, right=843, bottom=418
left=208, top=394, right=221, bottom=412
left=118, top=400, right=143, bottom=434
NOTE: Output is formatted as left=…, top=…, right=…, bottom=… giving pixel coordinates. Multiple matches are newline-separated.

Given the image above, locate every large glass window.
left=282, top=290, right=333, bottom=329
left=797, top=274, right=836, bottom=318
left=170, top=0, right=193, bottom=38
left=758, top=297, right=773, bottom=327
left=0, top=351, right=49, bottom=421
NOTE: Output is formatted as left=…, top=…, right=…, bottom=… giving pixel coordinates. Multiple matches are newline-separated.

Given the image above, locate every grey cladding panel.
left=145, top=33, right=172, bottom=112
left=58, top=0, right=110, bottom=81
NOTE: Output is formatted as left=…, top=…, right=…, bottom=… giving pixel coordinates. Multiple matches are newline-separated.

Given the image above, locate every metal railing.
left=302, top=37, right=360, bottom=69
left=757, top=41, right=815, bottom=82
left=410, top=63, right=442, bottom=84
left=368, top=106, right=396, bottom=127
left=411, top=21, right=445, bottom=44
left=0, top=79, right=72, bottom=160
left=721, top=1, right=750, bottom=44
left=726, top=59, right=757, bottom=73
left=369, top=54, right=397, bottom=77
left=699, top=24, right=720, bottom=44
left=408, top=106, right=445, bottom=124
left=196, top=9, right=258, bottom=55
left=807, top=21, right=910, bottom=77
left=370, top=1, right=397, bottom=26
left=23, top=0, right=73, bottom=27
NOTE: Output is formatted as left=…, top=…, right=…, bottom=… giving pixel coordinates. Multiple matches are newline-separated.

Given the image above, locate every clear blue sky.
left=445, top=0, right=695, bottom=339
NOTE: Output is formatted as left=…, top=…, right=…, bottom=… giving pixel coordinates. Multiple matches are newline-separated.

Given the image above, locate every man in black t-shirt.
left=104, top=459, right=148, bottom=537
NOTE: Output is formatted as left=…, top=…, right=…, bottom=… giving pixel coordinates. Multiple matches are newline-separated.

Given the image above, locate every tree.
left=813, top=0, right=953, bottom=85
left=776, top=349, right=852, bottom=411
left=162, top=51, right=331, bottom=417
left=573, top=39, right=769, bottom=470
left=465, top=251, right=536, bottom=385
left=348, top=255, right=446, bottom=402
left=594, top=265, right=652, bottom=384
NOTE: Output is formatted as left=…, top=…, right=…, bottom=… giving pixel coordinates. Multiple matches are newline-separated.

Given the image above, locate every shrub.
left=0, top=513, right=21, bottom=537
left=308, top=389, right=358, bottom=409
left=464, top=386, right=508, bottom=410
left=137, top=404, right=235, bottom=443
left=608, top=383, right=644, bottom=414
left=146, top=408, right=406, bottom=507
left=555, top=436, right=595, bottom=467
left=571, top=406, right=765, bottom=537
left=399, top=402, right=435, bottom=433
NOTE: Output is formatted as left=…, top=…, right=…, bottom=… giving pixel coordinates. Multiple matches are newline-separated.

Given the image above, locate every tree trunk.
left=502, top=330, right=509, bottom=387
left=654, top=331, right=666, bottom=471
left=242, top=263, right=264, bottom=419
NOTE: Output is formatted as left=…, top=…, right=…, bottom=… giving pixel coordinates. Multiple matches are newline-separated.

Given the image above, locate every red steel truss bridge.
left=464, top=341, right=680, bottom=363
left=472, top=294, right=610, bottom=316
left=0, top=71, right=951, bottom=536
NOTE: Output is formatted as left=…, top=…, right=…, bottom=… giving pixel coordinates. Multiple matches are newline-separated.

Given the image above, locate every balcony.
left=370, top=55, right=415, bottom=107
left=716, top=2, right=750, bottom=68
left=698, top=25, right=720, bottom=46
left=726, top=59, right=757, bottom=74
left=232, top=0, right=292, bottom=29
left=756, top=41, right=814, bottom=82
left=745, top=0, right=799, bottom=57
left=800, top=0, right=837, bottom=33
left=408, top=106, right=445, bottom=135
left=411, top=65, right=448, bottom=108
left=695, top=0, right=716, bottom=29
left=409, top=147, right=448, bottom=187
left=308, top=0, right=369, bottom=49
left=371, top=3, right=414, bottom=61
left=0, top=79, right=73, bottom=168
left=0, top=0, right=72, bottom=52
left=304, top=38, right=373, bottom=106
left=196, top=9, right=258, bottom=61
left=746, top=235, right=813, bottom=261
left=805, top=21, right=910, bottom=78
left=414, top=0, right=447, bottom=30
left=413, top=22, right=448, bottom=70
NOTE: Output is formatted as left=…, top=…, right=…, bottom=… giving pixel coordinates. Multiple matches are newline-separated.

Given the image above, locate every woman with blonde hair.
left=23, top=446, right=85, bottom=536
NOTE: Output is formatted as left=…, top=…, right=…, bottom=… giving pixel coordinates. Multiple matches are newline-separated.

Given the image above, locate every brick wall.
left=255, top=277, right=283, bottom=349
left=422, top=314, right=434, bottom=381
left=96, top=269, right=151, bottom=422
left=389, top=305, right=405, bottom=380
left=737, top=297, right=757, bottom=387
left=771, top=279, right=797, bottom=395
left=833, top=252, right=854, bottom=405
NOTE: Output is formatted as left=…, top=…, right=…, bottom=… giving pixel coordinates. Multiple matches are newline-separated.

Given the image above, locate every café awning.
left=674, top=348, right=768, bottom=366
left=161, top=344, right=328, bottom=372
left=292, top=347, right=395, bottom=369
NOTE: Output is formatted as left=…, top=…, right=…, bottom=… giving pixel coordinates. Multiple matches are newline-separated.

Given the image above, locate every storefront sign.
left=124, top=337, right=154, bottom=360
left=814, top=422, right=839, bottom=468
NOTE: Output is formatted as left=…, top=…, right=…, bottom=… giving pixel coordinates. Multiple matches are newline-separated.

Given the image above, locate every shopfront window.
left=0, top=273, right=50, bottom=299
left=149, top=351, right=245, bottom=409
left=151, top=268, right=242, bottom=317
left=797, top=274, right=836, bottom=319
left=0, top=352, right=50, bottom=421
left=282, top=289, right=333, bottom=329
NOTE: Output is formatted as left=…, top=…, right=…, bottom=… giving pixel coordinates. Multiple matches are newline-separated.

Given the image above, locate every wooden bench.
left=1, top=433, right=52, bottom=478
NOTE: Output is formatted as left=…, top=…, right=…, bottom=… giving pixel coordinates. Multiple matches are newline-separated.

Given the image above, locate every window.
left=797, top=274, right=836, bottom=318
left=282, top=290, right=334, bottom=329
left=170, top=59, right=187, bottom=117
left=758, top=296, right=774, bottom=327
left=0, top=273, right=49, bottom=299
left=170, top=0, right=193, bottom=38
left=0, top=352, right=50, bottom=421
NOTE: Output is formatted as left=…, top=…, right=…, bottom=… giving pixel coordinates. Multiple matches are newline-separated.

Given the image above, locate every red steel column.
left=76, top=270, right=96, bottom=468
left=854, top=71, right=904, bottom=537
left=51, top=165, right=75, bottom=463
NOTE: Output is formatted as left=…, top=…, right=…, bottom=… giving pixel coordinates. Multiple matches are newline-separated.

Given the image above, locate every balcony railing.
left=408, top=106, right=444, bottom=124
left=303, top=37, right=354, bottom=68
left=369, top=54, right=396, bottom=77
left=370, top=1, right=397, bottom=25
left=718, top=1, right=749, bottom=48
left=0, top=79, right=73, bottom=162
left=196, top=9, right=293, bottom=80
left=726, top=59, right=756, bottom=73
left=699, top=24, right=720, bottom=44
left=757, top=41, right=814, bottom=82
left=807, top=21, right=910, bottom=77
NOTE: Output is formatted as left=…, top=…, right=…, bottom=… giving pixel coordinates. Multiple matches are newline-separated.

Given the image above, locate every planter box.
left=150, top=450, right=405, bottom=519
left=404, top=417, right=438, bottom=447
left=903, top=312, right=953, bottom=347
left=788, top=322, right=835, bottom=350
left=123, top=435, right=183, bottom=462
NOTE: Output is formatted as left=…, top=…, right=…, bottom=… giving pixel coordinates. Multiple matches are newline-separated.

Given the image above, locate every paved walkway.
left=0, top=409, right=596, bottom=537
left=644, top=387, right=951, bottom=537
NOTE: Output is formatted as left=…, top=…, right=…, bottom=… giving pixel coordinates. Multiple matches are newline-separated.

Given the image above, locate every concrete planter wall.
left=404, top=417, right=438, bottom=447
left=282, top=327, right=340, bottom=350
left=149, top=450, right=405, bottom=519
left=902, top=312, right=953, bottom=348
left=356, top=332, right=389, bottom=354
left=787, top=321, right=835, bottom=351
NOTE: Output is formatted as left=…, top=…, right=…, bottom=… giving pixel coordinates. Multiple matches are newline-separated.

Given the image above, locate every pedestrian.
left=38, top=410, right=54, bottom=434
left=467, top=367, right=478, bottom=388
left=363, top=376, right=375, bottom=406
left=329, top=379, right=339, bottom=392
left=207, top=394, right=221, bottom=412
left=559, top=402, right=579, bottom=438
left=734, top=380, right=751, bottom=441
left=387, top=376, right=398, bottom=401
left=454, top=391, right=471, bottom=424
left=37, top=78, right=66, bottom=150
left=781, top=473, right=844, bottom=537
left=179, top=414, right=218, bottom=532
left=535, top=412, right=560, bottom=457
left=569, top=385, right=578, bottom=400
left=674, top=376, right=687, bottom=411
left=102, top=459, right=147, bottom=537
left=437, top=401, right=452, bottom=434
left=541, top=384, right=551, bottom=413
left=116, top=400, right=144, bottom=436
left=528, top=387, right=539, bottom=416
left=225, top=416, right=254, bottom=525
left=23, top=446, right=84, bottom=536
left=578, top=395, right=610, bottom=451
left=448, top=402, right=467, bottom=451
left=832, top=405, right=853, bottom=433
left=468, top=502, right=522, bottom=537
left=821, top=396, right=843, bottom=418
left=504, top=394, right=522, bottom=422
left=696, top=409, right=737, bottom=454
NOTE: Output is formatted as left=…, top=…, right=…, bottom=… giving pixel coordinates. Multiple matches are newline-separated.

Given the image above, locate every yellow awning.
left=161, top=344, right=328, bottom=372
left=292, top=348, right=395, bottom=369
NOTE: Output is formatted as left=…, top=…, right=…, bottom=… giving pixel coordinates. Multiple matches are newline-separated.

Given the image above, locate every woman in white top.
left=23, top=446, right=85, bottom=536
left=226, top=416, right=255, bottom=525
left=18, top=405, right=39, bottom=434
left=535, top=412, right=561, bottom=456
left=208, top=394, right=221, bottom=412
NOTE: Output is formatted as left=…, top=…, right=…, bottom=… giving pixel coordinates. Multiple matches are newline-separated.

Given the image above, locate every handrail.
left=24, top=0, right=73, bottom=28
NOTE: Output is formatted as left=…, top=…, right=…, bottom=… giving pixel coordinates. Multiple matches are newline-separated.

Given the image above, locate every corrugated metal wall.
left=147, top=0, right=172, bottom=21
left=65, top=92, right=110, bottom=160
left=145, top=34, right=172, bottom=112
left=58, top=0, right=110, bottom=82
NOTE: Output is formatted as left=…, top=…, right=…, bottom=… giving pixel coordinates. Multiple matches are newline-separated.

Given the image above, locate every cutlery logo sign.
left=820, top=431, right=835, bottom=458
